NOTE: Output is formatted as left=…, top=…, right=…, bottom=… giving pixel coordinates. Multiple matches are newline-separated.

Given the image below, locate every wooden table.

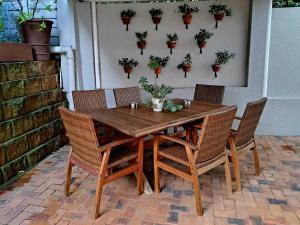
left=90, top=100, right=225, bottom=194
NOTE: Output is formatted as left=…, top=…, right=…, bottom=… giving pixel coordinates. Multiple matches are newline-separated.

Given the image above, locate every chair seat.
left=226, top=138, right=254, bottom=153
left=107, top=147, right=138, bottom=169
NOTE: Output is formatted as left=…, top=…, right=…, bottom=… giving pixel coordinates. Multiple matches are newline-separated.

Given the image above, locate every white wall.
left=98, top=0, right=249, bottom=89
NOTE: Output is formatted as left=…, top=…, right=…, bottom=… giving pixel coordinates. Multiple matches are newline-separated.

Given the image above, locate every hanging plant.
left=209, top=4, right=232, bottom=29
left=177, top=54, right=192, bottom=78
left=212, top=50, right=235, bottom=78
left=148, top=55, right=169, bottom=78
left=121, top=9, right=136, bottom=31
left=118, top=58, right=139, bottom=79
left=177, top=4, right=199, bottom=29
left=135, top=31, right=147, bottom=55
left=194, top=29, right=214, bottom=54
left=166, top=33, right=178, bottom=55
left=149, top=8, right=163, bottom=31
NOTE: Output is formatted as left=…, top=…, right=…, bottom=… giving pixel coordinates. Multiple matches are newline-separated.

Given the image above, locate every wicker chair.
left=59, top=107, right=143, bottom=219
left=193, top=84, right=225, bottom=104
left=154, top=106, right=237, bottom=216
left=227, top=97, right=267, bottom=192
left=113, top=86, right=142, bottom=107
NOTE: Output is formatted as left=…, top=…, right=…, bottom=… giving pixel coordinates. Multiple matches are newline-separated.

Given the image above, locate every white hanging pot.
left=152, top=98, right=164, bottom=112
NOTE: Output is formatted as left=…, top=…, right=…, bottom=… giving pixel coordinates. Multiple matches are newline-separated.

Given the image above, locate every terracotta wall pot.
left=182, top=64, right=191, bottom=73
left=197, top=40, right=207, bottom=48
left=182, top=14, right=192, bottom=29
left=167, top=41, right=176, bottom=49
left=152, top=16, right=161, bottom=24
left=212, top=64, right=221, bottom=72
left=121, top=16, right=131, bottom=24
left=137, top=41, right=146, bottom=49
left=214, top=13, right=225, bottom=21
left=21, top=19, right=53, bottom=61
left=123, top=65, right=133, bottom=74
left=154, top=67, right=161, bottom=76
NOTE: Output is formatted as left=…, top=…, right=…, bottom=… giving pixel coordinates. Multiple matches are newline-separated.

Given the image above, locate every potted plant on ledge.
left=209, top=4, right=233, bottom=29
left=194, top=29, right=214, bottom=54
left=148, top=55, right=169, bottom=78
left=177, top=54, right=192, bottom=78
left=138, top=77, right=173, bottom=112
left=212, top=50, right=235, bottom=78
left=118, top=58, right=139, bottom=79
left=136, top=31, right=147, bottom=55
left=121, top=9, right=136, bottom=31
left=177, top=4, right=199, bottom=29
left=149, top=8, right=163, bottom=31
left=166, top=33, right=178, bottom=55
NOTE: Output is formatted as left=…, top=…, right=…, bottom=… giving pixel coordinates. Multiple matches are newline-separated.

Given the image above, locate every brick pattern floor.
left=1, top=136, right=300, bottom=225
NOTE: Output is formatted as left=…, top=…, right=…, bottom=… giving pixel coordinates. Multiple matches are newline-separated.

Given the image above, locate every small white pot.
left=152, top=98, right=164, bottom=112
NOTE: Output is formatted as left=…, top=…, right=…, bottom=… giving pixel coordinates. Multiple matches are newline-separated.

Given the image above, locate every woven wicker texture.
left=235, top=97, right=267, bottom=146
left=72, top=89, right=107, bottom=113
left=59, top=107, right=101, bottom=171
left=193, top=84, right=225, bottom=104
left=195, top=106, right=237, bottom=164
left=113, top=87, right=142, bottom=107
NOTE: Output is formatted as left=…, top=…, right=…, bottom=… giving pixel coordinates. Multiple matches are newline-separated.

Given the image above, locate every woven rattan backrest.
left=59, top=107, right=101, bottom=170
left=72, top=89, right=107, bottom=113
left=236, top=97, right=267, bottom=146
left=195, top=106, right=237, bottom=163
left=113, top=87, right=142, bottom=107
left=193, top=84, right=225, bottom=104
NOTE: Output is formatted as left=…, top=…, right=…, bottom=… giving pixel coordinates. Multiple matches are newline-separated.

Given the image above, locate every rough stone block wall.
left=0, top=61, right=68, bottom=185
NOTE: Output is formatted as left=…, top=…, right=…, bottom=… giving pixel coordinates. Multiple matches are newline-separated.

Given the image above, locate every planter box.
left=0, top=43, right=33, bottom=62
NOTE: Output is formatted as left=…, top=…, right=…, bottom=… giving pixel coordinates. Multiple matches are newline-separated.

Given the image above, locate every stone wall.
left=0, top=61, right=67, bottom=185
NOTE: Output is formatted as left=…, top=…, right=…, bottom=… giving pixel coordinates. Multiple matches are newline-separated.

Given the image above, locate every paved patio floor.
left=1, top=136, right=300, bottom=225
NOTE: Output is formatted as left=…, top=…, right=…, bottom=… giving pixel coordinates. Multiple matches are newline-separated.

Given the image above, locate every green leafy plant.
left=149, top=8, right=163, bottom=16
left=215, top=50, right=236, bottom=65
left=177, top=4, right=199, bottom=14
left=138, top=76, right=173, bottom=100
left=118, top=58, right=138, bottom=67
left=177, top=54, right=192, bottom=69
left=163, top=100, right=183, bottom=112
left=135, top=31, right=147, bottom=42
left=194, top=29, right=214, bottom=42
left=209, top=4, right=233, bottom=16
left=167, top=33, right=178, bottom=42
left=273, top=0, right=300, bottom=7
left=148, top=56, right=169, bottom=70
left=121, top=9, right=136, bottom=18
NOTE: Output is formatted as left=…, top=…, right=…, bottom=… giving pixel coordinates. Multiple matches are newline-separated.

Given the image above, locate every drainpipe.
left=50, top=46, right=76, bottom=110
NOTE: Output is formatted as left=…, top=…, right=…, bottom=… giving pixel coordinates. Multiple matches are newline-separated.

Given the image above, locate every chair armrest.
left=193, top=124, right=202, bottom=129
left=158, top=134, right=197, bottom=150
left=230, top=129, right=239, bottom=137
left=235, top=116, right=242, bottom=120
left=99, top=137, right=137, bottom=152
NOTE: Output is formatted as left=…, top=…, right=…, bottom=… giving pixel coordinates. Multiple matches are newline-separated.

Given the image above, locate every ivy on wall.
left=273, top=0, right=300, bottom=7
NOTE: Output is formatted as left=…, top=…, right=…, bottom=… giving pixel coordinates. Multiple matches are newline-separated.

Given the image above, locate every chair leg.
left=153, top=136, right=161, bottom=193
left=229, top=137, right=241, bottom=192
left=137, top=137, right=144, bottom=195
left=65, top=152, right=73, bottom=196
left=192, top=173, right=203, bottom=216
left=224, top=155, right=232, bottom=195
left=252, top=140, right=260, bottom=176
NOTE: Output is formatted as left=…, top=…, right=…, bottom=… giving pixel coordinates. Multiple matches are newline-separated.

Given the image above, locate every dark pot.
left=121, top=16, right=131, bottom=25
left=137, top=41, right=146, bottom=49
left=21, top=19, right=53, bottom=61
left=212, top=64, right=221, bottom=72
left=123, top=65, right=133, bottom=74
left=167, top=41, right=176, bottom=49
left=182, top=14, right=192, bottom=24
left=182, top=64, right=191, bottom=73
left=214, top=13, right=225, bottom=21
left=152, top=16, right=161, bottom=24
left=197, top=40, right=207, bottom=48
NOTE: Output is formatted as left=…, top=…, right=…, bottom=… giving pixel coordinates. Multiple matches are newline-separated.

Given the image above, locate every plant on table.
left=166, top=33, right=178, bottom=55
left=194, top=29, right=214, bottom=54
left=212, top=50, right=235, bottom=78
left=177, top=53, right=192, bottom=78
left=148, top=55, right=169, bottom=78
left=121, top=9, right=136, bottom=31
left=163, top=99, right=183, bottom=112
left=149, top=8, right=163, bottom=31
left=177, top=4, right=199, bottom=29
left=118, top=58, right=139, bottom=79
left=209, top=4, right=233, bottom=28
left=136, top=31, right=147, bottom=55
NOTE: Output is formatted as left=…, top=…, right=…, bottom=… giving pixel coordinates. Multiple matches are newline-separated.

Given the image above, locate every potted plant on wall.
left=118, top=58, right=139, bottom=79
left=177, top=54, right=192, bottom=78
left=194, top=29, right=214, bottom=54
left=212, top=50, right=235, bottom=78
left=177, top=4, right=199, bottom=29
left=148, top=55, right=169, bottom=78
left=149, top=8, right=163, bottom=31
left=121, top=9, right=136, bottom=31
left=209, top=4, right=233, bottom=28
left=166, top=33, right=178, bottom=55
left=6, top=0, right=55, bottom=61
left=136, top=31, right=147, bottom=55
left=138, top=76, right=173, bottom=112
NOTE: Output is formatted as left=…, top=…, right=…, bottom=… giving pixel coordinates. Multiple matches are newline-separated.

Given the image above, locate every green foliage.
left=121, top=9, right=136, bottom=17
left=177, top=54, right=192, bottom=69
left=138, top=77, right=173, bottom=100
left=209, top=4, right=233, bottom=16
left=148, top=56, right=169, bottom=70
left=163, top=100, right=183, bottom=112
left=195, top=29, right=214, bottom=41
left=118, top=58, right=138, bottom=67
left=135, top=31, right=147, bottom=42
left=215, top=50, right=236, bottom=65
left=273, top=0, right=300, bottom=7
left=167, top=33, right=178, bottom=42
left=177, top=4, right=199, bottom=15
left=149, top=8, right=163, bottom=16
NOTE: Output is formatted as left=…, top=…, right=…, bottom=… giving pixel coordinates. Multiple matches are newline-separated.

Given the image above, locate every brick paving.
left=1, top=136, right=300, bottom=225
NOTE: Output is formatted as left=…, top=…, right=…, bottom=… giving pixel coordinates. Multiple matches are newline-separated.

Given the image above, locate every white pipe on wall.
left=50, top=46, right=76, bottom=110
left=91, top=1, right=101, bottom=89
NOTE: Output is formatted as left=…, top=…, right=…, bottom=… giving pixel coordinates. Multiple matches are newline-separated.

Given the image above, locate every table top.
left=90, top=100, right=225, bottom=138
